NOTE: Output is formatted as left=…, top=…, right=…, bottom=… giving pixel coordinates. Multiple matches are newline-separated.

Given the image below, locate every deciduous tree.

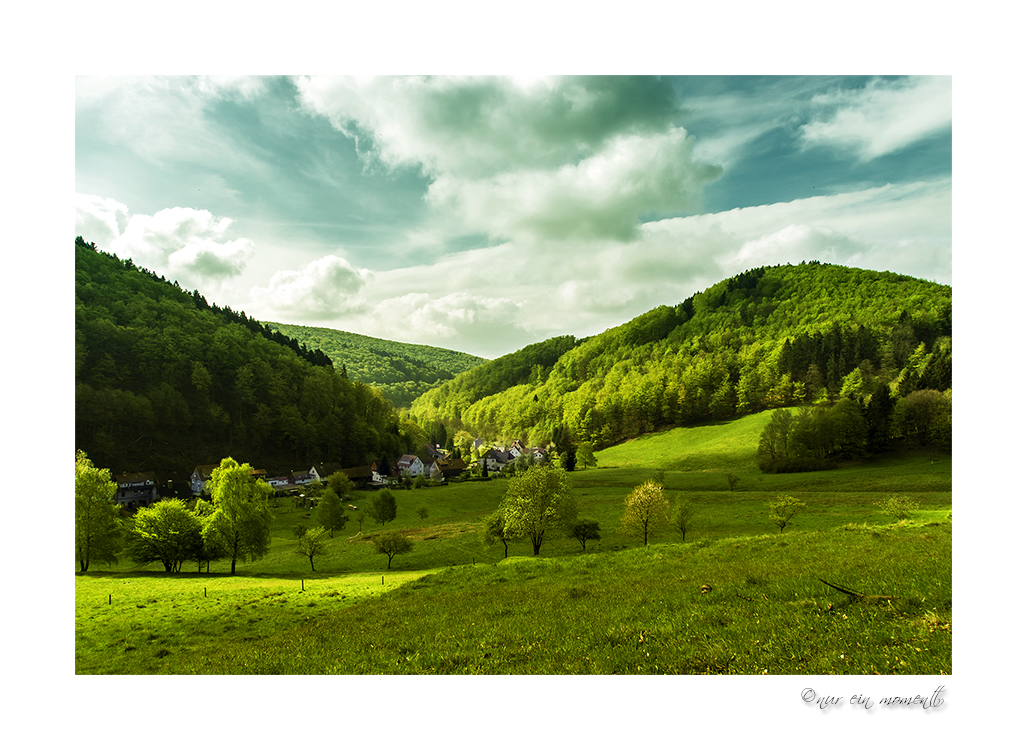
left=296, top=526, right=330, bottom=571
left=127, top=499, right=203, bottom=572
left=372, top=531, right=413, bottom=569
left=569, top=519, right=601, bottom=551
left=368, top=489, right=397, bottom=526
left=575, top=442, right=598, bottom=469
left=671, top=499, right=696, bottom=541
left=500, top=464, right=576, bottom=555
left=769, top=495, right=806, bottom=532
left=202, top=457, right=273, bottom=574
left=482, top=510, right=516, bottom=558
left=315, top=488, right=349, bottom=538
left=75, top=450, right=122, bottom=572
left=620, top=479, right=669, bottom=546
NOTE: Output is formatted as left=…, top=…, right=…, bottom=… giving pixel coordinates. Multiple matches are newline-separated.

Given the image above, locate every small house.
left=114, top=471, right=158, bottom=507
left=397, top=454, right=425, bottom=477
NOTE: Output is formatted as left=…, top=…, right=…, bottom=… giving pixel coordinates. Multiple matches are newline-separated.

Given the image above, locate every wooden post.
left=204, top=587, right=207, bottom=598
left=382, top=575, right=384, bottom=585
left=108, top=593, right=111, bottom=605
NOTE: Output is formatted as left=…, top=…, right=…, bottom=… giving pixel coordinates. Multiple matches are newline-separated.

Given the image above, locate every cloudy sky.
left=75, top=75, right=951, bottom=359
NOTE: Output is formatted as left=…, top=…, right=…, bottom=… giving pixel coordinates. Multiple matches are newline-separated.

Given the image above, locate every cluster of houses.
left=111, top=439, right=549, bottom=509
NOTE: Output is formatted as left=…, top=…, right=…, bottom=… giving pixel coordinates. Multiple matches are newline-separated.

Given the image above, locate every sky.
left=75, top=74, right=951, bottom=359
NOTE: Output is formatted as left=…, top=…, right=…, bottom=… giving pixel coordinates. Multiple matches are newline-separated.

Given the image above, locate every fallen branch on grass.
left=818, top=578, right=898, bottom=602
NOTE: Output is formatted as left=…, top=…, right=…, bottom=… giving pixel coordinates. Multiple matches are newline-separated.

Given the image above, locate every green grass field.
left=76, top=410, right=952, bottom=674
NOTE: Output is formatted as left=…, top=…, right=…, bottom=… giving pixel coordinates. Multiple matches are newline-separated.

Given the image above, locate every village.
left=110, top=438, right=550, bottom=509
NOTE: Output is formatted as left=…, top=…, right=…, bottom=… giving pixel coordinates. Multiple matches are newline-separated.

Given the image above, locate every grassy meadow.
left=76, top=410, right=952, bottom=674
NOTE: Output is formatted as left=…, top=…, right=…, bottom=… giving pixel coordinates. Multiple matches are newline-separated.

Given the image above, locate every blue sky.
left=76, top=75, right=951, bottom=358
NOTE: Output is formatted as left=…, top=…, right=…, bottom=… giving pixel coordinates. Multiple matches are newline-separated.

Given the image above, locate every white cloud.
left=427, top=128, right=720, bottom=242
left=76, top=195, right=257, bottom=288
left=368, top=292, right=522, bottom=342
left=75, top=194, right=129, bottom=249
left=111, top=206, right=254, bottom=283
left=250, top=254, right=373, bottom=320
left=294, top=76, right=719, bottom=244
left=800, top=76, right=951, bottom=160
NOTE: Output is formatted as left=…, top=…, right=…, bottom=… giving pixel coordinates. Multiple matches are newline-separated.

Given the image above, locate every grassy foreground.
left=76, top=410, right=952, bottom=674
left=77, top=521, right=950, bottom=674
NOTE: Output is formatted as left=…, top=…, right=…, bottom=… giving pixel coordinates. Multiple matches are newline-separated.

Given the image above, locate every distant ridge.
left=267, top=322, right=487, bottom=409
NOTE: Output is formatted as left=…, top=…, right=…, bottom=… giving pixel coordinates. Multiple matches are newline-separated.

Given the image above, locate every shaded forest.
left=75, top=238, right=417, bottom=475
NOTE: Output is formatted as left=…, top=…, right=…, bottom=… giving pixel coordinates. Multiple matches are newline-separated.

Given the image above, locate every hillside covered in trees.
left=267, top=323, right=486, bottom=408
left=75, top=237, right=416, bottom=475
left=409, top=262, right=952, bottom=453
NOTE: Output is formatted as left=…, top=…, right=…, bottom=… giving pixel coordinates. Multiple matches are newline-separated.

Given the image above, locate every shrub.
left=877, top=495, right=920, bottom=521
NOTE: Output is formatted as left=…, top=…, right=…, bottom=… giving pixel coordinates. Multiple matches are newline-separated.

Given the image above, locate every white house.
left=397, top=454, right=425, bottom=477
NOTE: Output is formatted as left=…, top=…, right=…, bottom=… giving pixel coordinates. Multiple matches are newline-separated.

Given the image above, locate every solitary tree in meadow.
left=671, top=499, right=696, bottom=541
left=620, top=479, right=669, bottom=546
left=500, top=464, right=576, bottom=555
left=296, top=526, right=330, bottom=571
left=769, top=495, right=806, bottom=532
left=569, top=519, right=601, bottom=551
left=75, top=450, right=122, bottom=572
left=373, top=531, right=414, bottom=569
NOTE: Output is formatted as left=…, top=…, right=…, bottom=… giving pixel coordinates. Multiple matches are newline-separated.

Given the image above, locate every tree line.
left=75, top=452, right=416, bottom=574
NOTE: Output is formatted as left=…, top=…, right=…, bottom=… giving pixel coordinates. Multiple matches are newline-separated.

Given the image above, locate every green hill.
left=266, top=323, right=487, bottom=409
left=409, top=262, right=951, bottom=452
left=74, top=237, right=414, bottom=475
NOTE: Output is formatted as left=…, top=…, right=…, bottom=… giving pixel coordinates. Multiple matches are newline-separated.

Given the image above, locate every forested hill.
left=75, top=237, right=416, bottom=475
left=408, top=262, right=952, bottom=451
left=267, top=323, right=487, bottom=409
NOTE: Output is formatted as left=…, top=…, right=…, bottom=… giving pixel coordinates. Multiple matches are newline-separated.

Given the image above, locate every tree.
left=296, top=526, right=330, bottom=571
left=500, top=463, right=576, bottom=555
left=127, top=499, right=203, bottom=572
left=894, top=389, right=951, bottom=448
left=769, top=495, right=806, bottom=532
left=671, top=499, right=696, bottom=541
left=482, top=510, right=516, bottom=558
left=620, top=479, right=669, bottom=546
left=372, top=531, right=413, bottom=569
left=326, top=471, right=354, bottom=498
left=569, top=519, right=601, bottom=551
left=202, top=457, right=274, bottom=574
left=368, top=489, right=397, bottom=526
left=575, top=442, right=598, bottom=469
left=75, top=450, right=122, bottom=572
left=416, top=506, right=429, bottom=520
left=315, top=488, right=349, bottom=538
left=757, top=409, right=793, bottom=471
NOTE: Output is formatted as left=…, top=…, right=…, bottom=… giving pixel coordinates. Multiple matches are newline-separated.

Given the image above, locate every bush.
left=877, top=495, right=920, bottom=521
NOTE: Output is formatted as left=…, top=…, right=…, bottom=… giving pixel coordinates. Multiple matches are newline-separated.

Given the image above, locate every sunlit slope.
left=596, top=411, right=777, bottom=473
